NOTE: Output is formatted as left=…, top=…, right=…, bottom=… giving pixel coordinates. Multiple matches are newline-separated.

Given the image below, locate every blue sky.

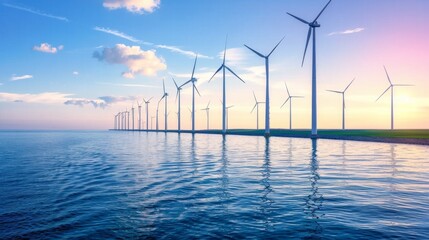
left=1, top=0, right=429, bottom=130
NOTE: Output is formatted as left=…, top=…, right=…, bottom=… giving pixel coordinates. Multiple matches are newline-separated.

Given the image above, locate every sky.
left=0, top=0, right=428, bottom=130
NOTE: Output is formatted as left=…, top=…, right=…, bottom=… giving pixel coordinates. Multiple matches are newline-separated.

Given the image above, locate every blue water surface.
left=0, top=131, right=428, bottom=239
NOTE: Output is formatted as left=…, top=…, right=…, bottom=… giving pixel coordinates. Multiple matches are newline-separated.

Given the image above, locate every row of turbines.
left=112, top=0, right=412, bottom=137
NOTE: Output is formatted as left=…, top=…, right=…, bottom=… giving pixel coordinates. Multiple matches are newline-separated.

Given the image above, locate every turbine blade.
left=253, top=91, right=257, bottom=103
left=394, top=84, right=414, bottom=87
left=284, top=82, right=290, bottom=97
left=376, top=86, right=391, bottom=101
left=383, top=65, right=393, bottom=85
left=194, top=85, right=201, bottom=96
left=292, top=96, right=305, bottom=98
left=286, top=12, right=310, bottom=24
left=188, top=107, right=192, bottom=113
left=225, top=66, right=245, bottom=83
left=302, top=27, right=312, bottom=67
left=209, top=65, right=223, bottom=82
left=172, top=77, right=179, bottom=89
left=175, top=89, right=179, bottom=102
left=180, top=79, right=192, bottom=88
left=223, top=35, right=228, bottom=65
left=268, top=36, right=285, bottom=57
left=344, top=78, right=355, bottom=92
left=207, top=101, right=210, bottom=108
left=313, top=0, right=332, bottom=22
left=251, top=103, right=257, bottom=113
left=244, top=44, right=265, bottom=58
left=191, top=55, right=198, bottom=79
left=163, top=79, right=166, bottom=94
left=281, top=97, right=290, bottom=108
left=148, top=97, right=153, bottom=102
left=326, top=90, right=342, bottom=94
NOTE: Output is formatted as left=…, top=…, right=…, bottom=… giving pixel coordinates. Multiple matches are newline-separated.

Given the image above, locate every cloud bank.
left=103, top=0, right=160, bottom=14
left=93, top=44, right=167, bottom=78
left=33, top=43, right=64, bottom=54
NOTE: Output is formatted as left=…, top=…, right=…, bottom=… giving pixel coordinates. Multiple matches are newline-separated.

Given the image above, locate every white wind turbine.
left=172, top=78, right=184, bottom=132
left=326, top=78, right=354, bottom=130
left=376, top=66, right=413, bottom=130
left=143, top=97, right=153, bottom=130
left=126, top=108, right=130, bottom=130
left=156, top=80, right=168, bottom=131
left=137, top=100, right=142, bottom=130
left=131, top=103, right=135, bottom=130
left=287, top=0, right=332, bottom=137
left=251, top=91, right=265, bottom=130
left=245, top=37, right=285, bottom=137
left=201, top=101, right=211, bottom=130
left=209, top=37, right=245, bottom=135
left=180, top=55, right=201, bottom=133
left=281, top=83, right=304, bottom=130
left=122, top=111, right=126, bottom=130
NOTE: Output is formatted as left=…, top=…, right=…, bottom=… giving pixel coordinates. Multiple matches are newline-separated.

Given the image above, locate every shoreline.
left=109, top=129, right=429, bottom=146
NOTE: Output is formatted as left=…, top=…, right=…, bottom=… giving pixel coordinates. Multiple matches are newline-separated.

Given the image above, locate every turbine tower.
left=326, top=78, right=354, bottom=130
left=244, top=37, right=284, bottom=137
left=143, top=97, right=153, bottom=130
left=126, top=109, right=130, bottom=130
left=281, top=83, right=304, bottom=130
left=251, top=91, right=265, bottom=130
left=287, top=0, right=332, bottom=137
left=201, top=101, right=211, bottom=130
left=137, top=100, right=142, bottom=130
left=209, top=36, right=245, bottom=135
left=376, top=66, right=413, bottom=130
left=180, top=55, right=201, bottom=134
left=172, top=78, right=183, bottom=132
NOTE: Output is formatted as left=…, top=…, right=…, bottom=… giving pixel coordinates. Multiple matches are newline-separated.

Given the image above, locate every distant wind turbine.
left=172, top=78, right=183, bottom=132
left=281, top=83, right=304, bottom=130
left=376, top=66, right=413, bottom=130
left=251, top=91, right=265, bottom=130
left=126, top=109, right=130, bottom=130
left=201, top=101, right=211, bottom=130
left=287, top=0, right=332, bottom=137
left=131, top=103, right=135, bottom=130
left=326, top=78, right=355, bottom=130
left=143, top=97, right=153, bottom=130
left=244, top=37, right=284, bottom=137
left=160, top=79, right=169, bottom=131
left=180, top=55, right=201, bottom=133
left=209, top=36, right=245, bottom=135
left=137, top=100, right=143, bottom=130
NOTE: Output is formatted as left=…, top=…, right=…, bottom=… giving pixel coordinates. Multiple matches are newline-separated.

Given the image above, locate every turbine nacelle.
left=310, top=21, right=320, bottom=28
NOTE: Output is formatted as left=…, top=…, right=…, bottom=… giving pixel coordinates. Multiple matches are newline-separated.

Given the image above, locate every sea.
left=1, top=131, right=428, bottom=239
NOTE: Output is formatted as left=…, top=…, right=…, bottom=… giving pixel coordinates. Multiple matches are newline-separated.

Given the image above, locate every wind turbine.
left=131, top=103, right=135, bottom=130
left=172, top=78, right=183, bottom=132
left=201, top=101, right=211, bottom=130
left=143, top=97, right=153, bottom=130
left=137, top=100, right=142, bottom=130
left=244, top=37, right=284, bottom=137
left=161, top=79, right=169, bottom=131
left=180, top=55, right=201, bottom=133
left=226, top=105, right=234, bottom=130
left=287, top=0, right=332, bottom=137
left=209, top=36, right=245, bottom=135
left=251, top=91, right=265, bottom=130
left=376, top=66, right=413, bottom=130
left=281, top=83, right=304, bottom=130
left=326, top=78, right=354, bottom=130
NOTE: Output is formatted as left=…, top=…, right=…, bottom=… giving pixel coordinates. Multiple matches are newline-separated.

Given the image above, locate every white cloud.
left=3, top=3, right=69, bottom=22
left=103, top=0, right=160, bottom=14
left=10, top=74, right=33, bottom=81
left=93, top=26, right=210, bottom=59
left=72, top=71, right=79, bottom=75
left=94, top=26, right=152, bottom=45
left=218, top=47, right=250, bottom=66
left=156, top=44, right=211, bottom=59
left=93, top=44, right=167, bottom=78
left=329, top=27, right=365, bottom=36
left=33, top=43, right=63, bottom=54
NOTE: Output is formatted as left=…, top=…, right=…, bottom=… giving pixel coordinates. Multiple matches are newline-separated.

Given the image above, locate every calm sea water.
left=0, top=131, right=428, bottom=239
